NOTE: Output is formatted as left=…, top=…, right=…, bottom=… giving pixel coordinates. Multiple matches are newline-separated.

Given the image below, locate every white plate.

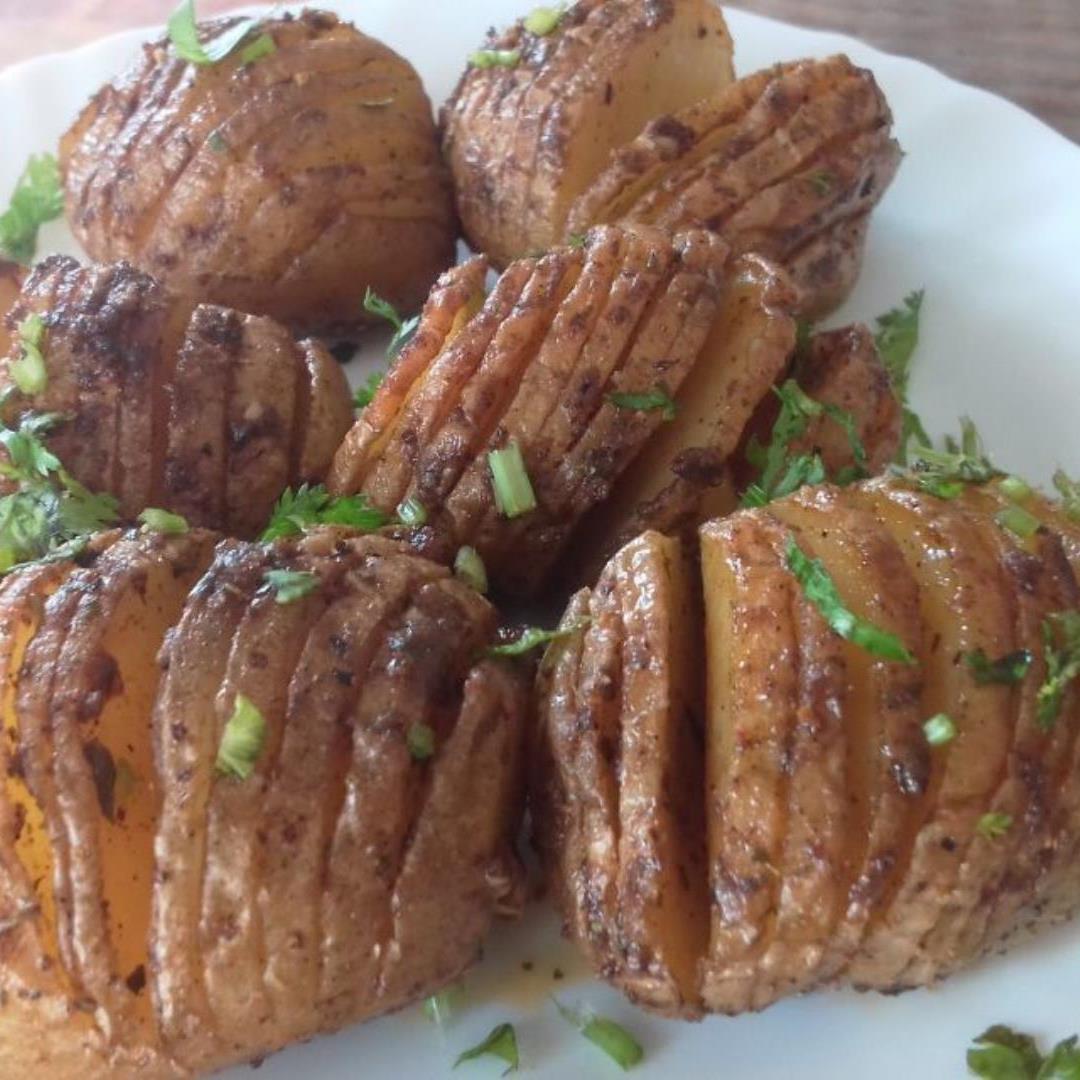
left=3, top=4, right=1080, bottom=1077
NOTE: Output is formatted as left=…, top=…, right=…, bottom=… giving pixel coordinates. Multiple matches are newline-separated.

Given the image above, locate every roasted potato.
left=60, top=11, right=455, bottom=338
left=441, top=0, right=734, bottom=267
left=0, top=526, right=525, bottom=1076
left=0, top=256, right=353, bottom=536
left=535, top=476, right=1080, bottom=1017
left=568, top=55, right=902, bottom=317
left=330, top=225, right=805, bottom=596
left=0, top=260, right=23, bottom=358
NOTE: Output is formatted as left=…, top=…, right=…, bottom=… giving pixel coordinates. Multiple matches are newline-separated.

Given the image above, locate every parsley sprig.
left=873, top=289, right=930, bottom=464
left=260, top=484, right=388, bottom=542
left=968, top=1024, right=1080, bottom=1079
left=0, top=154, right=64, bottom=264
left=741, top=379, right=866, bottom=507
left=0, top=395, right=119, bottom=573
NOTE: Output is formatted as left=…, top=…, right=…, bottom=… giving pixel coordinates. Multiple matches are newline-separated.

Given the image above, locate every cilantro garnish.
left=215, top=694, right=265, bottom=780
left=785, top=536, right=916, bottom=663
left=454, top=1022, right=519, bottom=1072
left=260, top=483, right=388, bottom=541
left=468, top=48, right=522, bottom=69
left=10, top=314, right=47, bottom=396
left=740, top=379, right=865, bottom=507
left=965, top=648, right=1033, bottom=686
left=0, top=154, right=64, bottom=264
left=967, top=1024, right=1080, bottom=1079
left=1053, top=469, right=1080, bottom=522
left=352, top=370, right=385, bottom=411
left=363, top=288, right=420, bottom=359
left=263, top=568, right=319, bottom=604
left=486, top=622, right=587, bottom=658
left=554, top=999, right=644, bottom=1071
left=167, top=0, right=273, bottom=67
left=873, top=290, right=929, bottom=464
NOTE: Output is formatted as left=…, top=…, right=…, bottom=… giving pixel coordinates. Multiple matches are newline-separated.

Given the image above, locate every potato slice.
left=442, top=0, right=734, bottom=266
left=573, top=252, right=797, bottom=584
left=569, top=55, right=901, bottom=317
left=698, top=513, right=799, bottom=1014
left=0, top=260, right=25, bottom=360
left=62, top=11, right=455, bottom=338
left=294, top=338, right=355, bottom=486
left=845, top=484, right=1017, bottom=990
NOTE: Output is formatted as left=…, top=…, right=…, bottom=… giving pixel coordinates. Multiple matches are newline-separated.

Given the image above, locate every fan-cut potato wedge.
left=441, top=0, right=734, bottom=266
left=0, top=257, right=353, bottom=536
left=0, top=260, right=25, bottom=360
left=61, top=11, right=455, bottom=337
left=569, top=55, right=902, bottom=317
left=332, top=226, right=811, bottom=596
left=535, top=476, right=1080, bottom=1017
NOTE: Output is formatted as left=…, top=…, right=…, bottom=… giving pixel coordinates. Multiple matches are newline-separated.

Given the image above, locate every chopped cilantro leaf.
left=264, top=568, right=319, bottom=604
left=454, top=1022, right=519, bottom=1072
left=965, top=648, right=1032, bottom=686
left=1037, top=611, right=1080, bottom=730
left=607, top=387, right=677, bottom=421
left=167, top=0, right=268, bottom=66
left=260, top=484, right=388, bottom=541
left=0, top=154, right=63, bottom=264
left=554, top=999, right=643, bottom=1071
left=215, top=694, right=265, bottom=780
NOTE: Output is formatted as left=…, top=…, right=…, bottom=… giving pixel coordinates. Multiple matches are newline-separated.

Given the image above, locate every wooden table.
left=1, top=0, right=1077, bottom=143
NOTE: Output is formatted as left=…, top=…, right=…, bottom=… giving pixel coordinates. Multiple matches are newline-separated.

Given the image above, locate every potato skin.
left=568, top=55, right=902, bottom=317
left=0, top=260, right=23, bottom=359
left=441, top=0, right=734, bottom=267
left=61, top=11, right=455, bottom=338
left=536, top=477, right=1080, bottom=1016
left=0, top=256, right=353, bottom=536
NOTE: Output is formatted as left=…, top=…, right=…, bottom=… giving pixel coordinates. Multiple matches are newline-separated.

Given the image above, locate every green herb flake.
left=239, top=30, right=276, bottom=65
left=808, top=169, right=834, bottom=196
left=137, top=507, right=189, bottom=534
left=523, top=5, right=565, bottom=35
left=966, top=648, right=1033, bottom=686
left=902, top=417, right=1000, bottom=497
left=423, top=981, right=465, bottom=1027
left=454, top=545, right=488, bottom=594
left=11, top=314, right=48, bottom=396
left=608, top=387, right=677, bottom=421
left=567, top=231, right=588, bottom=249
left=785, top=537, right=916, bottom=663
left=0, top=153, right=64, bottom=264
left=207, top=130, right=228, bottom=153
left=486, top=621, right=587, bottom=659
left=468, top=48, right=522, bottom=69
left=396, top=496, right=427, bottom=527
left=967, top=1024, right=1080, bottom=1080
left=454, top=1022, right=519, bottom=1072
left=362, top=288, right=420, bottom=358
left=923, top=713, right=956, bottom=746
left=554, top=999, right=643, bottom=1071
left=167, top=0, right=265, bottom=66
left=353, top=370, right=385, bottom=410
left=998, top=474, right=1032, bottom=502
left=260, top=484, right=388, bottom=541
left=488, top=441, right=537, bottom=519
left=976, top=812, right=1013, bottom=840
left=1037, top=611, right=1080, bottom=731
left=1053, top=469, right=1080, bottom=522
left=407, top=722, right=436, bottom=762
left=995, top=504, right=1041, bottom=539
left=215, top=694, right=265, bottom=780
left=873, top=290, right=929, bottom=464
left=264, top=568, right=319, bottom=605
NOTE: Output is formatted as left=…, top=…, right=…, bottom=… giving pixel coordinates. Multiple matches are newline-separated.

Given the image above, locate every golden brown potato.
left=61, top=11, right=455, bottom=338
left=535, top=476, right=1080, bottom=1017
left=568, top=55, right=902, bottom=317
left=0, top=527, right=525, bottom=1076
left=0, top=256, right=353, bottom=536
left=0, top=260, right=23, bottom=358
left=441, top=0, right=734, bottom=267
left=330, top=225, right=806, bottom=596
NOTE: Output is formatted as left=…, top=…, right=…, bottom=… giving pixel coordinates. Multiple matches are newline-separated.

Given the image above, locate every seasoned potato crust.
left=0, top=256, right=353, bottom=536
left=61, top=11, right=455, bottom=337
left=536, top=477, right=1080, bottom=1016
left=0, top=527, right=524, bottom=1077
left=441, top=0, right=735, bottom=266
left=568, top=55, right=902, bottom=317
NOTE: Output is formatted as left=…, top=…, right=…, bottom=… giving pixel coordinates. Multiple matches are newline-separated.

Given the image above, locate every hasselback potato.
left=441, top=0, right=735, bottom=267
left=0, top=260, right=22, bottom=358
left=0, top=255, right=353, bottom=537
left=568, top=55, right=902, bottom=317
left=534, top=477, right=1080, bottom=1017
left=330, top=224, right=899, bottom=596
left=60, top=10, right=455, bottom=338
left=0, top=526, right=525, bottom=1077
